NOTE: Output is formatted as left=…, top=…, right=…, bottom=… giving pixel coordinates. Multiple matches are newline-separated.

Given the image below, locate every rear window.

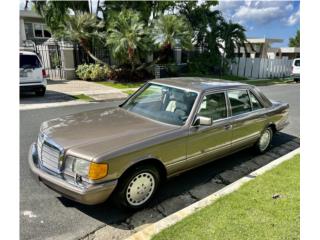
left=294, top=59, right=300, bottom=67
left=20, top=54, right=42, bottom=69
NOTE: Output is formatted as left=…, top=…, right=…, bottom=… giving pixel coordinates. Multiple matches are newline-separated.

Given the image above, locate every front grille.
left=41, top=143, right=61, bottom=173
left=37, top=133, right=63, bottom=173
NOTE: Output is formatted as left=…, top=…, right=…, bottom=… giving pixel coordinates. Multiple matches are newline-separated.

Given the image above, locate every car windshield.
left=122, top=83, right=198, bottom=126
left=20, top=54, right=41, bottom=69
left=294, top=60, right=300, bottom=67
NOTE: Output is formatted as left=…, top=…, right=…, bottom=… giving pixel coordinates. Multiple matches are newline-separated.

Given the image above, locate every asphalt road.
left=20, top=83, right=300, bottom=240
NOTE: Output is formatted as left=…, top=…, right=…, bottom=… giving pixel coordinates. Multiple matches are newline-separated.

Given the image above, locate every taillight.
left=42, top=69, right=47, bottom=78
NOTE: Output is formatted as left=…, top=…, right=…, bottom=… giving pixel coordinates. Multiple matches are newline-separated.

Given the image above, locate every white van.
left=291, top=58, right=300, bottom=83
left=20, top=51, right=47, bottom=96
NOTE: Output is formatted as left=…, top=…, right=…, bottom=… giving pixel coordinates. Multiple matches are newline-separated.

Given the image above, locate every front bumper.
left=291, top=74, right=300, bottom=79
left=28, top=143, right=118, bottom=205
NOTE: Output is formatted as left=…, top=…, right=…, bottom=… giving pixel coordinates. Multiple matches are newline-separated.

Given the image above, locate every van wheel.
left=35, top=87, right=46, bottom=96
left=294, top=78, right=300, bottom=83
left=255, top=127, right=273, bottom=153
left=114, top=165, right=160, bottom=210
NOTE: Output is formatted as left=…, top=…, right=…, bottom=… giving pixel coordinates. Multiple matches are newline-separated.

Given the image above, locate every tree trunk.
left=79, top=41, right=109, bottom=66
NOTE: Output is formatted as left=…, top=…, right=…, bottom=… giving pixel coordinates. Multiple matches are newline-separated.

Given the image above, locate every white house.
left=20, top=10, right=52, bottom=46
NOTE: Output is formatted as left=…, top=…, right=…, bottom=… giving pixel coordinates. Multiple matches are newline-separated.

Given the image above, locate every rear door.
left=20, top=53, right=43, bottom=84
left=227, top=89, right=267, bottom=150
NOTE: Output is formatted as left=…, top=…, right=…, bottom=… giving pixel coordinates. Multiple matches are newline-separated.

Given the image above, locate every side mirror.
left=193, top=116, right=212, bottom=126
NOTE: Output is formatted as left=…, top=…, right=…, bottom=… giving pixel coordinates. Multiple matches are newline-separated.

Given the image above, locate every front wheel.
left=114, top=165, right=160, bottom=210
left=255, top=127, right=273, bottom=153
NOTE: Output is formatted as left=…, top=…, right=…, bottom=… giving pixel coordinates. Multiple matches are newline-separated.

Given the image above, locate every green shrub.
left=76, top=64, right=110, bottom=81
left=188, top=52, right=221, bottom=75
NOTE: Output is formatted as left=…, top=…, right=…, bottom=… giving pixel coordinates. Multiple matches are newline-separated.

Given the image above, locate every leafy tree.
left=289, top=29, right=300, bottom=47
left=106, top=10, right=152, bottom=72
left=32, top=0, right=90, bottom=33
left=175, top=1, right=219, bottom=48
left=152, top=14, right=193, bottom=62
left=57, top=12, right=106, bottom=64
left=220, top=20, right=249, bottom=59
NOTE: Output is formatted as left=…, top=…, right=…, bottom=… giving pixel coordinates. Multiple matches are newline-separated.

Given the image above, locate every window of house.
left=43, top=25, right=51, bottom=38
left=249, top=91, right=263, bottom=111
left=198, top=92, right=227, bottom=121
left=34, top=23, right=43, bottom=37
left=24, top=22, right=34, bottom=39
left=25, top=23, right=51, bottom=38
left=228, top=90, right=251, bottom=116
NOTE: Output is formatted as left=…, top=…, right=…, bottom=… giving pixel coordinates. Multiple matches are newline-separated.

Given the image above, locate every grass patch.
left=122, top=89, right=136, bottom=95
left=73, top=94, right=94, bottom=101
left=179, top=73, right=294, bottom=86
left=245, top=79, right=294, bottom=86
left=97, top=81, right=144, bottom=89
left=179, top=73, right=249, bottom=81
left=152, top=154, right=300, bottom=240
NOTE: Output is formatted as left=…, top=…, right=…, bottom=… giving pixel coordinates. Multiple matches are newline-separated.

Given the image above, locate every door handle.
left=224, top=124, right=232, bottom=130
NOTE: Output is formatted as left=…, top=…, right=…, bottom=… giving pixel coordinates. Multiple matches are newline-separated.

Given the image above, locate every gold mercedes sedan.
left=29, top=77, right=289, bottom=209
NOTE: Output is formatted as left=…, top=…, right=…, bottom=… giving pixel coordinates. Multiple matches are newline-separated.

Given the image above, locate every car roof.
left=151, top=77, right=249, bottom=92
left=20, top=51, right=37, bottom=56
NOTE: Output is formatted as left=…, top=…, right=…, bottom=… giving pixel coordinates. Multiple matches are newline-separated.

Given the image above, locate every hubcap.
left=259, top=130, right=271, bottom=151
left=126, top=172, right=155, bottom=206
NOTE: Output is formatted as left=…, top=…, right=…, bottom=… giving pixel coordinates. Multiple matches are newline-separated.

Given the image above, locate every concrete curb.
left=125, top=148, right=300, bottom=240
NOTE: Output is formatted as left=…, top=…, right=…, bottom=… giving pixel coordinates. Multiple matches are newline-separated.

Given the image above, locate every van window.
left=20, top=55, right=41, bottom=69
left=294, top=60, right=300, bottom=67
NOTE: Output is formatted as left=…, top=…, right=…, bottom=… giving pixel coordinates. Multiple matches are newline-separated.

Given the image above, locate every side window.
left=198, top=92, right=227, bottom=121
left=249, top=91, right=263, bottom=110
left=228, top=90, right=251, bottom=116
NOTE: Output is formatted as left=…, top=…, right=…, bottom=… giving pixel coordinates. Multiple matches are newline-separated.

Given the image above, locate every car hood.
left=40, top=107, right=178, bottom=160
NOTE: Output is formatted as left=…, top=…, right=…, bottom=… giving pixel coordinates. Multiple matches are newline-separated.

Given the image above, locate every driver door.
left=186, top=91, right=233, bottom=169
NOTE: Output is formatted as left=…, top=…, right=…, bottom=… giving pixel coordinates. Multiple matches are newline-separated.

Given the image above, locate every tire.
left=35, top=87, right=46, bottom=96
left=294, top=78, right=300, bottom=83
left=114, top=165, right=160, bottom=210
left=255, top=127, right=273, bottom=153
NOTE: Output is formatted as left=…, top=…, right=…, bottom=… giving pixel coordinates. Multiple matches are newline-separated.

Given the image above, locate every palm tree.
left=219, top=20, right=253, bottom=74
left=220, top=20, right=250, bottom=59
left=152, top=14, right=193, bottom=62
left=58, top=12, right=106, bottom=64
left=106, top=10, right=152, bottom=72
left=32, top=1, right=90, bottom=34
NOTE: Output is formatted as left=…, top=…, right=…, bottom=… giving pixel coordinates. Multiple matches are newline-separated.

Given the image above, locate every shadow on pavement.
left=57, top=132, right=300, bottom=236
left=20, top=90, right=75, bottom=105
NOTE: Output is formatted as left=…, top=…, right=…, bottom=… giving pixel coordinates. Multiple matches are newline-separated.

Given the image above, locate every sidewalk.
left=47, top=79, right=127, bottom=101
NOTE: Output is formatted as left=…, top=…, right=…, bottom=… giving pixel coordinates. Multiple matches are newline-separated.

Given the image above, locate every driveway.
left=20, top=84, right=299, bottom=240
left=20, top=80, right=126, bottom=108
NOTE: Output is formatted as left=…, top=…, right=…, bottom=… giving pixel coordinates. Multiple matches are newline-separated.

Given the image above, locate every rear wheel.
left=255, top=127, right=273, bottom=153
left=114, top=165, right=160, bottom=210
left=35, top=87, right=46, bottom=96
left=294, top=78, right=300, bottom=83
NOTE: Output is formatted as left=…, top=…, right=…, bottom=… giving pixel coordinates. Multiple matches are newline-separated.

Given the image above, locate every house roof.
left=247, top=38, right=283, bottom=44
left=151, top=77, right=247, bottom=92
left=20, top=10, right=42, bottom=19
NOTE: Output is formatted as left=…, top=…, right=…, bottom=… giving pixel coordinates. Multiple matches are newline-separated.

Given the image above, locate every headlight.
left=64, top=155, right=108, bottom=180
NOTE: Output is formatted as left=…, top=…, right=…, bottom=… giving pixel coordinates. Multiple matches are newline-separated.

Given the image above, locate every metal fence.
left=73, top=44, right=110, bottom=68
left=35, top=44, right=64, bottom=80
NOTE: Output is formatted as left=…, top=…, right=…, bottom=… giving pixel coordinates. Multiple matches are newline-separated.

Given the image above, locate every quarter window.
left=249, top=91, right=263, bottom=110
left=228, top=90, right=251, bottom=116
left=198, top=92, right=227, bottom=121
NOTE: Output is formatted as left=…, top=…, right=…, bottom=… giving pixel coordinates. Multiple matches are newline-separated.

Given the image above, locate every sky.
left=20, top=0, right=300, bottom=47
left=211, top=0, right=300, bottom=47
